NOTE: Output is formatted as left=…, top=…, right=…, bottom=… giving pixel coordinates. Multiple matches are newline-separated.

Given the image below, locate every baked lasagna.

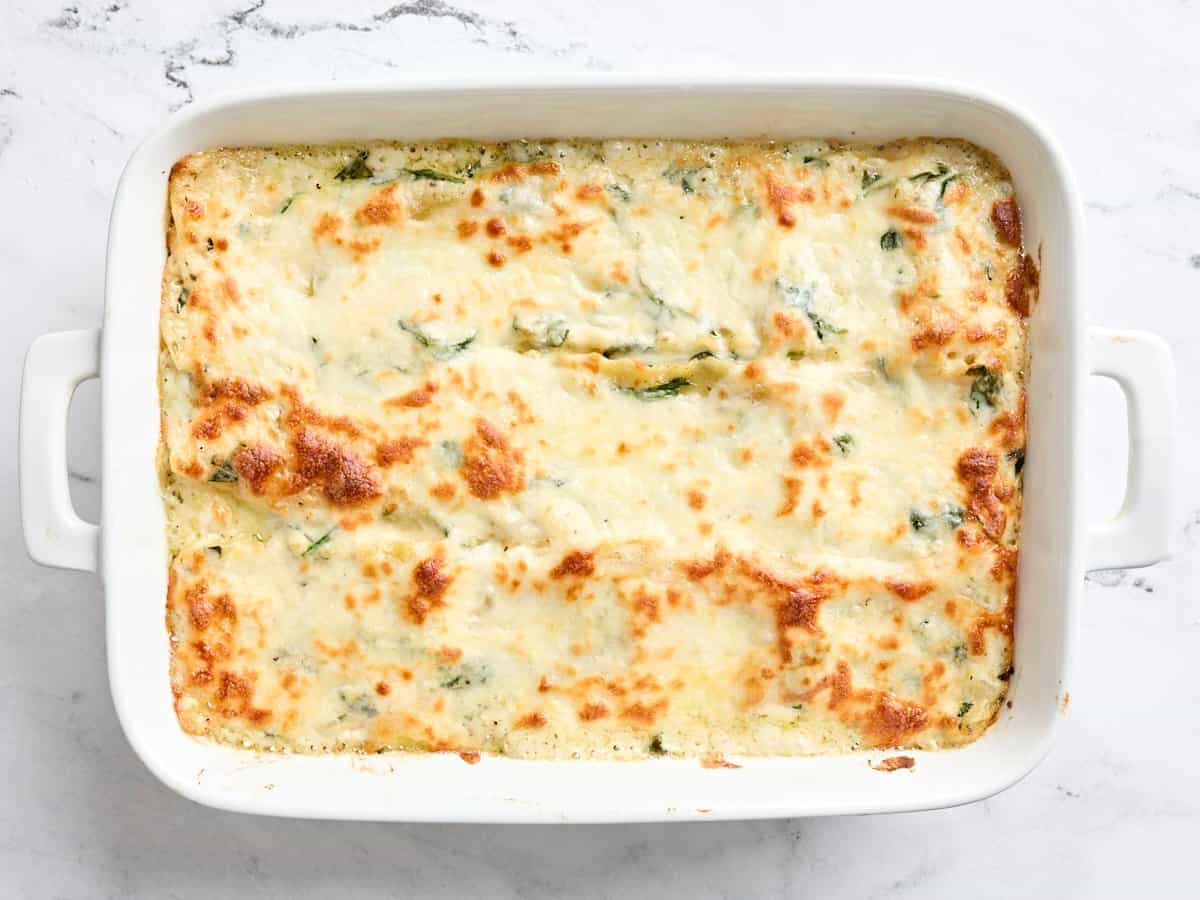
left=159, top=138, right=1033, bottom=760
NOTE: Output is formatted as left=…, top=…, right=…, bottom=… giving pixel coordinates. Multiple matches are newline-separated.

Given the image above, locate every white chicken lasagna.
left=159, top=138, right=1034, bottom=761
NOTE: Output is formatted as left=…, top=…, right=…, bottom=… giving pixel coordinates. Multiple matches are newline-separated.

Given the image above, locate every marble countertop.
left=2, top=1, right=1197, bottom=896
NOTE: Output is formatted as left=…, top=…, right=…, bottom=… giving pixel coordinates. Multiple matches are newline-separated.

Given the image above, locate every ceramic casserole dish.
left=19, top=77, right=1176, bottom=822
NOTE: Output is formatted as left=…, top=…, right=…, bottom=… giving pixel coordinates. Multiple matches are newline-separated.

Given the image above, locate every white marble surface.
left=2, top=0, right=1198, bottom=896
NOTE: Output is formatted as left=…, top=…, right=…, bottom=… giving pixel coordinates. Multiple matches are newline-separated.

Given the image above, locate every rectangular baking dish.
left=19, top=77, right=1176, bottom=822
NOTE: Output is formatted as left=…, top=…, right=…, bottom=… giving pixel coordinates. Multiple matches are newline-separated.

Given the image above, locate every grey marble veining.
left=1, top=0, right=1198, bottom=896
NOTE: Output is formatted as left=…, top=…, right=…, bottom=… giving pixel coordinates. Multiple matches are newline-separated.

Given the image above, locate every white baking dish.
left=19, top=77, right=1176, bottom=822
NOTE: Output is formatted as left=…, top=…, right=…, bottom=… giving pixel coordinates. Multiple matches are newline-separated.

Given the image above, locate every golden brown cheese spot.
left=458, top=750, right=481, bottom=764
left=679, top=548, right=730, bottom=581
left=991, top=198, right=1022, bottom=246
left=871, top=755, right=916, bottom=772
left=887, top=205, right=938, bottom=225
left=764, top=175, right=812, bottom=228
left=233, top=444, right=283, bottom=494
left=387, top=381, right=438, bottom=408
left=486, top=250, right=506, bottom=268
left=514, top=712, right=547, bottom=730
left=355, top=185, right=400, bottom=225
left=687, top=489, right=707, bottom=511
left=429, top=481, right=456, bottom=500
left=485, top=217, right=506, bottom=237
left=865, top=695, right=929, bottom=746
left=456, top=220, right=479, bottom=239
left=956, top=448, right=1007, bottom=539
left=990, top=399, right=1026, bottom=451
left=620, top=700, right=667, bottom=725
left=199, top=377, right=267, bottom=407
left=282, top=386, right=363, bottom=438
left=348, top=237, right=381, bottom=257
left=293, top=426, right=381, bottom=506
left=700, top=754, right=741, bottom=769
left=550, top=549, right=595, bottom=579
left=375, top=436, right=426, bottom=467
left=821, top=393, right=845, bottom=422
left=312, top=212, right=342, bottom=241
left=405, top=552, right=451, bottom=625
left=460, top=418, right=525, bottom=500
left=375, top=681, right=391, bottom=696
left=884, top=579, right=935, bottom=601
left=507, top=234, right=533, bottom=253
left=469, top=188, right=485, bottom=207
left=578, top=702, right=608, bottom=721
left=777, top=476, right=802, bottom=517
left=186, top=583, right=214, bottom=630
left=575, top=181, right=604, bottom=202
left=775, top=589, right=824, bottom=661
left=1005, top=254, right=1039, bottom=317
left=790, top=441, right=825, bottom=467
left=968, top=609, right=1013, bottom=656
left=911, top=318, right=958, bottom=351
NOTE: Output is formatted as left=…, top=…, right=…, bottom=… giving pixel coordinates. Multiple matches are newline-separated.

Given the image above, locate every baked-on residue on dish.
left=158, top=138, right=1032, bottom=759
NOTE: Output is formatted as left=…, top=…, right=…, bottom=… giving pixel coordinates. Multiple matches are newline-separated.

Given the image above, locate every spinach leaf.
left=833, top=433, right=854, bottom=456
left=602, top=343, right=649, bottom=359
left=334, top=150, right=373, bottom=181
left=648, top=734, right=667, bottom=755
left=779, top=280, right=845, bottom=341
left=301, top=528, right=335, bottom=558
left=209, top=462, right=239, bottom=484
left=909, top=163, right=959, bottom=200
left=967, top=365, right=1002, bottom=412
left=861, top=169, right=894, bottom=196
left=664, top=165, right=710, bottom=195
left=512, top=315, right=569, bottom=349
left=1007, top=447, right=1026, bottom=476
left=337, top=690, right=379, bottom=718
left=605, top=183, right=632, bottom=202
left=944, top=505, right=965, bottom=529
left=403, top=167, right=466, bottom=184
left=440, top=661, right=490, bottom=690
left=957, top=700, right=973, bottom=717
left=805, top=310, right=845, bottom=342
left=619, top=377, right=691, bottom=400
left=176, top=286, right=190, bottom=313
left=398, top=319, right=477, bottom=359
left=880, top=229, right=901, bottom=251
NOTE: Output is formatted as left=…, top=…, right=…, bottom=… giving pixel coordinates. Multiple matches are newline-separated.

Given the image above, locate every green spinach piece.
left=512, top=315, right=569, bottom=349
left=398, top=319, right=477, bottom=359
left=209, top=462, right=239, bottom=484
left=619, top=377, right=691, bottom=400
left=334, top=150, right=373, bottom=181
left=302, top=528, right=335, bottom=558
left=967, top=365, right=1002, bottom=412
left=403, top=167, right=466, bottom=184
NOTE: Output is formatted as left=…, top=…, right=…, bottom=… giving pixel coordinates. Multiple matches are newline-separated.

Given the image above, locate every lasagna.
left=159, top=138, right=1032, bottom=760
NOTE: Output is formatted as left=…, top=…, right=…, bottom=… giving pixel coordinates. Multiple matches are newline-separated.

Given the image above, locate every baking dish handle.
left=1086, top=327, right=1176, bottom=572
left=20, top=329, right=101, bottom=572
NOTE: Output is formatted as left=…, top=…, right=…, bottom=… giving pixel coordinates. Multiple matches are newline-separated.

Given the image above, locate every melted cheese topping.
left=159, top=138, right=1031, bottom=759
